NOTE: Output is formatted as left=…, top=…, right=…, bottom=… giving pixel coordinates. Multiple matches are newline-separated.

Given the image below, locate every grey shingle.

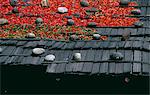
left=118, top=41, right=125, bottom=48
left=37, top=40, right=48, bottom=47
left=51, top=42, right=65, bottom=49
left=22, top=48, right=32, bottom=55
left=91, top=63, right=100, bottom=74
left=100, top=41, right=109, bottom=48
left=123, top=63, right=131, bottom=73
left=134, top=50, right=141, bottom=62
left=32, top=57, right=40, bottom=64
left=80, top=50, right=88, bottom=61
left=133, top=63, right=141, bottom=73
left=109, top=41, right=117, bottom=49
left=14, top=47, right=24, bottom=55
left=143, top=42, right=150, bottom=50
left=101, top=50, right=109, bottom=61
left=82, top=63, right=93, bottom=73
left=115, top=63, right=124, bottom=74
left=63, top=42, right=75, bottom=49
left=46, top=40, right=56, bottom=47
left=1, top=46, right=16, bottom=55
left=124, top=41, right=133, bottom=49
left=22, top=57, right=33, bottom=64
left=99, top=62, right=108, bottom=74
left=11, top=56, right=23, bottom=63
left=0, top=56, right=9, bottom=64
left=142, top=64, right=150, bottom=73
left=46, top=64, right=57, bottom=73
left=24, top=41, right=38, bottom=48
left=55, top=63, right=66, bottom=73
left=6, top=56, right=16, bottom=64
left=83, top=41, right=97, bottom=49
left=0, top=40, right=17, bottom=46
left=65, top=63, right=75, bottom=72
left=16, top=41, right=27, bottom=46
left=108, top=62, right=116, bottom=74
left=74, top=41, right=85, bottom=49
left=72, top=63, right=84, bottom=72
left=125, top=50, right=133, bottom=61
left=117, top=28, right=124, bottom=36
left=142, top=51, right=149, bottom=63
left=110, top=29, right=118, bottom=36
left=96, top=28, right=105, bottom=34
left=132, top=41, right=142, bottom=49
left=94, top=50, right=103, bottom=61
left=84, top=50, right=95, bottom=61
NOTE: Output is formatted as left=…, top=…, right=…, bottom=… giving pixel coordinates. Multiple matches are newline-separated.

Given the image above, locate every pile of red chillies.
left=0, top=0, right=139, bottom=40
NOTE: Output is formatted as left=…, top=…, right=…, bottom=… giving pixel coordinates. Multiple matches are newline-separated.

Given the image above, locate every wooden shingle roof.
left=0, top=29, right=149, bottom=76
left=0, top=0, right=150, bottom=76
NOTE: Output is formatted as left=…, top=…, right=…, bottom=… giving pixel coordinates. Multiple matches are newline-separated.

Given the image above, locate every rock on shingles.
left=73, top=53, right=81, bottom=61
left=86, top=7, right=99, bottom=12
left=134, top=21, right=144, bottom=27
left=12, top=7, right=19, bottom=13
left=73, top=13, right=80, bottom=18
left=35, top=18, right=43, bottom=25
left=80, top=0, right=89, bottom=7
left=119, top=0, right=129, bottom=6
left=110, top=52, right=124, bottom=60
left=32, top=48, right=45, bottom=55
left=67, top=19, right=75, bottom=25
left=26, top=33, right=36, bottom=38
left=10, top=0, right=18, bottom=7
left=0, top=19, right=8, bottom=25
left=131, top=9, right=141, bottom=15
left=41, top=0, right=50, bottom=7
left=93, top=34, right=101, bottom=40
left=45, top=54, right=55, bottom=61
left=58, top=7, right=68, bottom=13
left=87, top=22, right=97, bottom=27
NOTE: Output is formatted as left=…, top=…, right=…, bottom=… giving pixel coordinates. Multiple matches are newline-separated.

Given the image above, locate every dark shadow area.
left=1, top=65, right=149, bottom=94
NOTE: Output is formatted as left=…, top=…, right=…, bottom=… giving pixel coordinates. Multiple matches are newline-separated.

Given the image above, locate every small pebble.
left=131, top=9, right=141, bottom=15
left=67, top=19, right=75, bottom=25
left=41, top=0, right=50, bottom=7
left=12, top=7, right=19, bottom=13
left=10, top=0, right=18, bottom=7
left=64, top=16, right=72, bottom=19
left=58, top=7, right=68, bottom=13
left=73, top=13, right=80, bottom=18
left=32, top=48, right=45, bottom=55
left=26, top=33, right=36, bottom=38
left=87, top=22, right=97, bottom=27
left=73, top=53, right=81, bottom=61
left=110, top=52, right=124, bottom=60
left=45, top=54, right=55, bottom=61
left=86, top=7, right=98, bottom=12
left=80, top=0, right=89, bottom=7
left=134, top=21, right=144, bottom=27
left=93, top=34, right=101, bottom=40
left=0, top=19, right=8, bottom=25
left=120, top=0, right=129, bottom=6
left=35, top=18, right=43, bottom=25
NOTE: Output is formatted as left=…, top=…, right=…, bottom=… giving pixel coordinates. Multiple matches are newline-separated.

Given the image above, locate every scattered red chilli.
left=0, top=0, right=139, bottom=40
